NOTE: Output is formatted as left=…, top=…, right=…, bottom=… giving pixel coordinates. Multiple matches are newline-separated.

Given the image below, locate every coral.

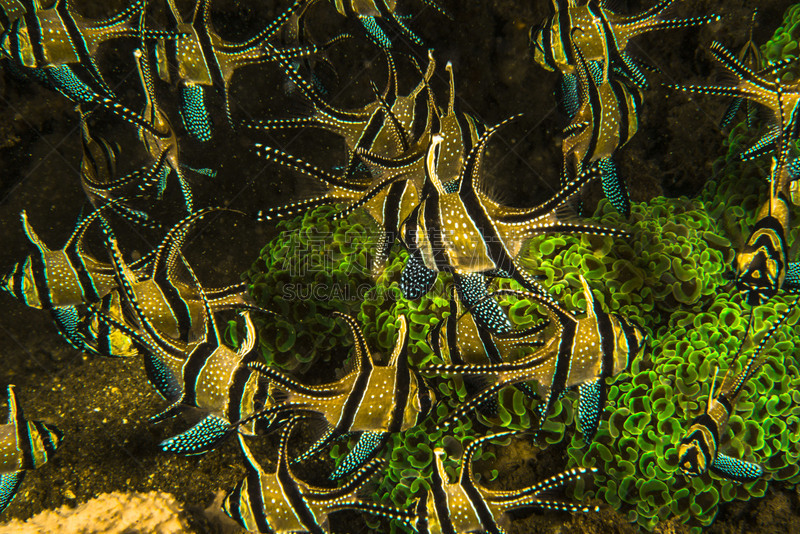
left=512, top=124, right=800, bottom=531
left=242, top=101, right=800, bottom=533
left=244, top=204, right=454, bottom=371
left=762, top=4, right=800, bottom=80
left=244, top=205, right=389, bottom=371
left=0, top=491, right=192, bottom=534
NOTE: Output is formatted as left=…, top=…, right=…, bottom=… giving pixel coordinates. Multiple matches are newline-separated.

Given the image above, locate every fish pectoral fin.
left=0, top=471, right=25, bottom=514
left=709, top=452, right=763, bottom=482
left=149, top=401, right=186, bottom=424
left=577, top=378, right=604, bottom=443
left=159, top=414, right=233, bottom=456
left=330, top=431, right=388, bottom=481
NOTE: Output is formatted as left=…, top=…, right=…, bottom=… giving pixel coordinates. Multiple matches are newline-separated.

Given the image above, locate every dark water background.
left=0, top=0, right=797, bottom=532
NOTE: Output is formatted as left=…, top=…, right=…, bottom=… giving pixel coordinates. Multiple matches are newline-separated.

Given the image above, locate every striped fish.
left=679, top=301, right=796, bottom=482
left=77, top=105, right=166, bottom=229
left=254, top=52, right=465, bottom=268
left=0, top=0, right=150, bottom=95
left=424, top=279, right=644, bottom=443
left=429, top=285, right=546, bottom=410
left=154, top=0, right=316, bottom=136
left=246, top=313, right=432, bottom=479
left=132, top=44, right=194, bottom=213
left=735, top=187, right=792, bottom=307
left=329, top=0, right=448, bottom=49
left=415, top=432, right=597, bottom=534
left=733, top=93, right=800, bottom=305
left=0, top=385, right=63, bottom=514
left=672, top=43, right=800, bottom=304
left=561, top=21, right=641, bottom=216
left=669, top=41, right=800, bottom=164
left=530, top=0, right=719, bottom=90
left=102, top=207, right=252, bottom=345
left=399, top=118, right=628, bottom=334
left=223, top=417, right=404, bottom=533
left=719, top=10, right=762, bottom=131
left=98, top=227, right=267, bottom=455
left=2, top=205, right=124, bottom=309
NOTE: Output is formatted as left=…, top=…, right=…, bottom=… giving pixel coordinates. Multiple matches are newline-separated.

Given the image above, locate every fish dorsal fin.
left=371, top=80, right=409, bottom=151
left=730, top=299, right=797, bottom=398
left=578, top=276, right=596, bottom=320
left=19, top=211, right=49, bottom=253
left=387, top=315, right=409, bottom=367
left=183, top=255, right=216, bottom=345
left=461, top=431, right=516, bottom=486
left=151, top=207, right=232, bottom=281
left=237, top=310, right=257, bottom=358
left=277, top=416, right=303, bottom=474
left=100, top=220, right=182, bottom=356
left=446, top=61, right=455, bottom=116
left=5, top=385, right=22, bottom=427
left=708, top=366, right=719, bottom=404
left=164, top=0, right=183, bottom=25
left=425, top=135, right=445, bottom=195
left=432, top=448, right=450, bottom=484
left=458, top=114, right=522, bottom=197
left=333, top=312, right=374, bottom=371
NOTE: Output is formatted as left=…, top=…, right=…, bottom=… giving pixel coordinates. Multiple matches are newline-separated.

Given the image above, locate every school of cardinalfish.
left=0, top=0, right=799, bottom=532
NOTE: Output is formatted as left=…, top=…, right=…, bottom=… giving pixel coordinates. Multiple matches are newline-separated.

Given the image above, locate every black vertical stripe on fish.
left=594, top=5, right=629, bottom=82
left=382, top=180, right=405, bottom=234
left=593, top=299, right=615, bottom=377
left=716, top=394, right=733, bottom=418
left=412, top=87, right=431, bottom=141
left=227, top=481, right=246, bottom=528
left=610, top=80, right=630, bottom=145
left=32, top=421, right=55, bottom=457
left=455, top=112, right=475, bottom=158
left=192, top=0, right=224, bottom=90
left=28, top=250, right=52, bottom=309
left=15, top=412, right=34, bottom=470
left=556, top=9, right=572, bottom=65
left=424, top=190, right=450, bottom=272
left=11, top=262, right=26, bottom=305
left=429, top=463, right=457, bottom=534
left=97, top=303, right=112, bottom=357
left=458, top=181, right=513, bottom=278
left=226, top=363, right=252, bottom=424
left=621, top=322, right=638, bottom=370
left=21, top=1, right=45, bottom=66
left=276, top=459, right=325, bottom=534
left=9, top=19, right=24, bottom=65
left=335, top=358, right=373, bottom=432
left=153, top=267, right=193, bottom=341
left=462, top=481, right=501, bottom=534
left=181, top=342, right=218, bottom=407
left=693, top=413, right=720, bottom=443
left=584, top=66, right=602, bottom=163
left=245, top=469, right=271, bottom=533
left=546, top=320, right=576, bottom=416
left=64, top=242, right=99, bottom=303
left=478, top=326, right=502, bottom=364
